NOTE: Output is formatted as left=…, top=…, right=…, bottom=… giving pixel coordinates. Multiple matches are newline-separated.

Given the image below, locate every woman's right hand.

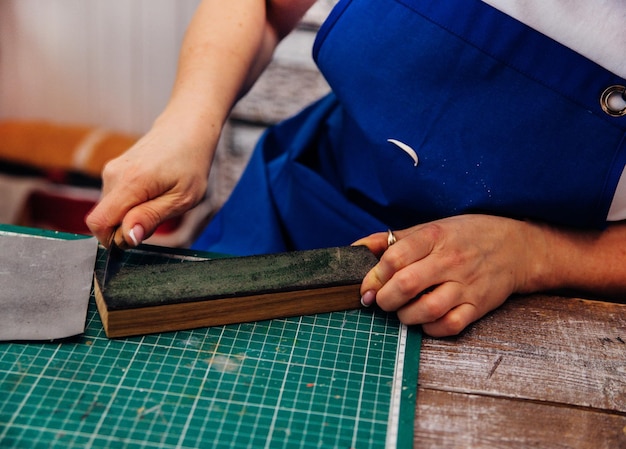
left=85, top=0, right=318, bottom=248
left=85, top=118, right=214, bottom=248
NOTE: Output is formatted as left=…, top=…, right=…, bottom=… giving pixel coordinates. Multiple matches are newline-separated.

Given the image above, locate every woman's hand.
left=85, top=0, right=318, bottom=248
left=85, top=120, right=213, bottom=248
left=355, top=215, right=548, bottom=337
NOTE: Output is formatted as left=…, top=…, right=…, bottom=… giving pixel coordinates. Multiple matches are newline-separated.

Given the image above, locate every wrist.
left=516, top=220, right=560, bottom=294
left=155, top=100, right=222, bottom=143
left=518, top=221, right=607, bottom=295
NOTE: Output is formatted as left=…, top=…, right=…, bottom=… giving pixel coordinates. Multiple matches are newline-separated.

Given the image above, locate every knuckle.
left=420, top=296, right=447, bottom=322
left=442, top=318, right=467, bottom=336
left=420, top=222, right=445, bottom=242
left=100, top=160, right=115, bottom=179
left=378, top=250, right=401, bottom=271
left=173, top=179, right=207, bottom=210
left=393, top=270, right=419, bottom=297
left=378, top=248, right=412, bottom=279
left=177, top=192, right=200, bottom=210
left=438, top=313, right=468, bottom=336
left=143, top=205, right=165, bottom=226
left=101, top=158, right=124, bottom=182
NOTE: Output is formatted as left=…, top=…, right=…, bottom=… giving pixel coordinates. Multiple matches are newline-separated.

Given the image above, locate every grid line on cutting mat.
left=0, top=245, right=420, bottom=449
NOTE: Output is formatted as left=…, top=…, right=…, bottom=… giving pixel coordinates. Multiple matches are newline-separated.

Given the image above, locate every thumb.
left=119, top=188, right=201, bottom=247
left=119, top=199, right=172, bottom=248
left=85, top=189, right=153, bottom=248
left=112, top=223, right=145, bottom=249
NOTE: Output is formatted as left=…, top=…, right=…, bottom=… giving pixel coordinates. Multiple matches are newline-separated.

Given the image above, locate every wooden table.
left=413, top=294, right=626, bottom=448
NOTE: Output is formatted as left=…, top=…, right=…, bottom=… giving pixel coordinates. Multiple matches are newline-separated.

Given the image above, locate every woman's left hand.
left=354, top=214, right=547, bottom=337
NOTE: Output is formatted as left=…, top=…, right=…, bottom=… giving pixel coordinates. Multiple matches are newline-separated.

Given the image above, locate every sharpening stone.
left=94, top=245, right=379, bottom=338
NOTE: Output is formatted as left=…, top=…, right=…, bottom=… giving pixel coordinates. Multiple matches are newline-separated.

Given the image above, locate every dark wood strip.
left=418, top=295, right=626, bottom=412
left=414, top=388, right=626, bottom=449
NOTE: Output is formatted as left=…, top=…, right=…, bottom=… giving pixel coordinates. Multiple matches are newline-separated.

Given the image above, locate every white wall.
left=0, top=0, right=336, bottom=135
left=0, top=0, right=200, bottom=134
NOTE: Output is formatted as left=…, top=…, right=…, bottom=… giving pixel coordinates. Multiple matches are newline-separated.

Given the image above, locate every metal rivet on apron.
left=600, top=85, right=626, bottom=117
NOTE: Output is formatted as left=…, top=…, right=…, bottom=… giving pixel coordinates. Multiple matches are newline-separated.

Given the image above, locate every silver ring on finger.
left=387, top=229, right=397, bottom=248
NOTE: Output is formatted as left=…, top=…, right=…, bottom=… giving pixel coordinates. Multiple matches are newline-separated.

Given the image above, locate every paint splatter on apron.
left=194, top=0, right=626, bottom=255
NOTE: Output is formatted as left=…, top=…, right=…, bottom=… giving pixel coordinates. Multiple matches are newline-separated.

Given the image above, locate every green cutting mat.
left=0, top=241, right=421, bottom=449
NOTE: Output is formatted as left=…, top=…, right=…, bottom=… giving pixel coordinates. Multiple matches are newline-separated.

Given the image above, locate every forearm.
left=156, top=0, right=315, bottom=150
left=523, top=220, right=626, bottom=298
left=156, top=0, right=269, bottom=149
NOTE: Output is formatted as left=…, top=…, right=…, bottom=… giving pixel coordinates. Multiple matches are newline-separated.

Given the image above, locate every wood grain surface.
left=414, top=294, right=626, bottom=448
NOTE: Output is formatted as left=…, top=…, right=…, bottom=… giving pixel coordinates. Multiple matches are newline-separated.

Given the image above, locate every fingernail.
left=360, top=290, right=376, bottom=307
left=128, top=224, right=144, bottom=247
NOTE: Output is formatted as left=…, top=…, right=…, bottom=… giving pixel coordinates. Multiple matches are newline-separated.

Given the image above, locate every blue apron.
left=193, top=0, right=626, bottom=256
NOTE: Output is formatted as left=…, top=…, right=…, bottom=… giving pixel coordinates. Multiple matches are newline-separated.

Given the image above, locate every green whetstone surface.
left=0, top=242, right=421, bottom=449
left=100, top=245, right=378, bottom=309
